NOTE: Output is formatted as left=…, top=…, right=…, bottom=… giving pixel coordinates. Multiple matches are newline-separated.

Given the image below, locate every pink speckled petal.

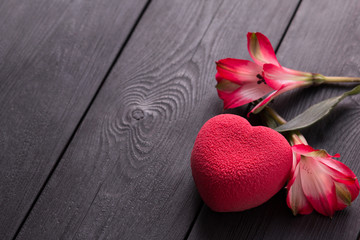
left=286, top=163, right=313, bottom=215
left=300, top=158, right=337, bottom=217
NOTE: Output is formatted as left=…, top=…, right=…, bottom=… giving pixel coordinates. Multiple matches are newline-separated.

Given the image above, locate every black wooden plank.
left=0, top=0, right=147, bottom=239
left=14, top=0, right=300, bottom=239
left=188, top=0, right=360, bottom=239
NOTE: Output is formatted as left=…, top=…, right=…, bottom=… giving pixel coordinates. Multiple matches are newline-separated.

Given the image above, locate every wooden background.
left=1, top=0, right=359, bottom=239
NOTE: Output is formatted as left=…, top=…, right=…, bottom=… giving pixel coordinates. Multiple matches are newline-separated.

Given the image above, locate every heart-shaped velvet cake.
left=191, top=114, right=292, bottom=212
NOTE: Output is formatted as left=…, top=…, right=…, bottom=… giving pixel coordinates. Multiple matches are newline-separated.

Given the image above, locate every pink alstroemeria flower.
left=215, top=58, right=273, bottom=109
left=286, top=141, right=360, bottom=217
left=216, top=32, right=316, bottom=114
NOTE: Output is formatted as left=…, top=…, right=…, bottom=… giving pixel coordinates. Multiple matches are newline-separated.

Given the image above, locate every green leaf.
left=274, top=85, right=360, bottom=132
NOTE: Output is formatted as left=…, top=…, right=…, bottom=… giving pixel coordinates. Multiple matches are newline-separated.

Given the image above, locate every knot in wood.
left=131, top=109, right=145, bottom=120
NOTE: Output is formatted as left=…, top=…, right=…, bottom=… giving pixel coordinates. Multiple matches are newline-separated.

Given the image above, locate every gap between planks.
left=183, top=0, right=303, bottom=239
left=11, top=1, right=153, bottom=239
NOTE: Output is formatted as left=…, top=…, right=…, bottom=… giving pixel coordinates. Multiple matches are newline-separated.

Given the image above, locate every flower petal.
left=319, top=159, right=358, bottom=186
left=249, top=82, right=304, bottom=115
left=263, top=64, right=313, bottom=90
left=334, top=180, right=360, bottom=210
left=318, top=155, right=356, bottom=179
left=291, top=151, right=301, bottom=176
left=217, top=81, right=272, bottom=109
left=346, top=179, right=360, bottom=202
left=247, top=32, right=279, bottom=67
left=300, top=157, right=337, bottom=217
left=216, top=78, right=241, bottom=93
left=334, top=182, right=353, bottom=210
left=286, top=163, right=313, bottom=215
left=287, top=153, right=300, bottom=187
left=216, top=58, right=263, bottom=83
left=292, top=144, right=316, bottom=155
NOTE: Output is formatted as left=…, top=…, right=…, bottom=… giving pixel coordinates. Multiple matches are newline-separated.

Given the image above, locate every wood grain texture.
left=189, top=0, right=360, bottom=239
left=13, top=0, right=301, bottom=239
left=0, top=0, right=147, bottom=239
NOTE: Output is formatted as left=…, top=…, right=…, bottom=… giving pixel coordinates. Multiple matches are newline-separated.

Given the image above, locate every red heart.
left=191, top=114, right=292, bottom=212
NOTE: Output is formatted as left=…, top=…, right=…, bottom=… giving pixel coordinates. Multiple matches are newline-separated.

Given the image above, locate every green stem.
left=264, top=107, right=287, bottom=125
left=323, top=76, right=360, bottom=83
left=289, top=131, right=308, bottom=145
left=263, top=107, right=308, bottom=146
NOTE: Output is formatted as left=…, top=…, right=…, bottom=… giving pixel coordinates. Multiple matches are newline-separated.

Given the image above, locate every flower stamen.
left=256, top=74, right=267, bottom=85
